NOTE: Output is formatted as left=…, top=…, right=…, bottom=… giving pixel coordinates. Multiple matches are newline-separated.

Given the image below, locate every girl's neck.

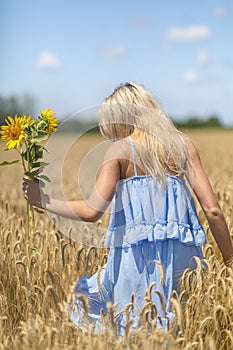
left=129, top=129, right=146, bottom=144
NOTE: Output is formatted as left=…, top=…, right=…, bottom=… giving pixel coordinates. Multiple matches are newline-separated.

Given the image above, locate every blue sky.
left=1, top=0, right=233, bottom=125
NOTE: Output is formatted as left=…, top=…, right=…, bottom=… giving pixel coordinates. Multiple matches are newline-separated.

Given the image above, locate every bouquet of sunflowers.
left=0, top=108, right=58, bottom=244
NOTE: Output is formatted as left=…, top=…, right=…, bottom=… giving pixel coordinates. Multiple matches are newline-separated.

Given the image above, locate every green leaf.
left=27, top=144, right=44, bottom=163
left=31, top=134, right=49, bottom=143
left=24, top=171, right=34, bottom=179
left=0, top=160, right=20, bottom=166
left=33, top=177, right=40, bottom=184
left=33, top=208, right=45, bottom=214
left=39, top=174, right=51, bottom=182
left=38, top=178, right=46, bottom=187
left=25, top=168, right=44, bottom=178
left=21, top=150, right=28, bottom=161
left=32, top=161, right=49, bottom=169
left=32, top=177, right=46, bottom=188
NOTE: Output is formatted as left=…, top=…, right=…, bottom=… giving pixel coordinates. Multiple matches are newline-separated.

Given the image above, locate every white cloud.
left=213, top=7, right=231, bottom=17
left=37, top=51, right=62, bottom=70
left=101, top=45, right=128, bottom=58
left=183, top=70, right=198, bottom=84
left=166, top=25, right=212, bottom=43
left=197, top=51, right=210, bottom=65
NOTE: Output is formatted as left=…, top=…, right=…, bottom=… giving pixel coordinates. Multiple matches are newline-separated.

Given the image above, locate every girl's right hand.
left=22, top=177, right=44, bottom=208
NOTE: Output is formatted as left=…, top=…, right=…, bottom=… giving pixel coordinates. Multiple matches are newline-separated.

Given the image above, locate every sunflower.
left=22, top=115, right=35, bottom=128
left=40, top=108, right=58, bottom=135
left=0, top=115, right=34, bottom=149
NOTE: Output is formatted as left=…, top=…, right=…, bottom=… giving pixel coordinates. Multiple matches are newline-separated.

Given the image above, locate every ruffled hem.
left=69, top=301, right=173, bottom=335
left=104, top=221, right=206, bottom=247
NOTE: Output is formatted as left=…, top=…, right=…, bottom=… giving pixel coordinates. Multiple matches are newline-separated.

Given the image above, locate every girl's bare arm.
left=23, top=142, right=121, bottom=222
left=185, top=138, right=233, bottom=264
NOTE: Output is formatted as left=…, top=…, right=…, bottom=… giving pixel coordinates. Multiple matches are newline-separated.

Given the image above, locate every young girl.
left=23, top=82, right=233, bottom=334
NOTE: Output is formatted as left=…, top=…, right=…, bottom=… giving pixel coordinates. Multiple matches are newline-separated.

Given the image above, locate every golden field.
left=0, top=129, right=233, bottom=349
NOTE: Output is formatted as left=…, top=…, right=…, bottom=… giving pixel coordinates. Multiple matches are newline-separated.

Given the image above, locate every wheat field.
left=0, top=130, right=233, bottom=349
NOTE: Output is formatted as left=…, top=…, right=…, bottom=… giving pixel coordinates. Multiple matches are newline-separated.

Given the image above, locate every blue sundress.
left=69, top=136, right=206, bottom=334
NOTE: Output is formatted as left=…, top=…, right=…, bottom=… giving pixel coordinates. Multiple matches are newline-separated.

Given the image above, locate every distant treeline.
left=57, top=119, right=100, bottom=134
left=173, top=116, right=223, bottom=129
left=0, top=94, right=229, bottom=132
left=0, top=94, right=36, bottom=124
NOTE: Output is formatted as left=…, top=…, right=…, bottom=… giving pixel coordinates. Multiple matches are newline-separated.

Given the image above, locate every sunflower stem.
left=24, top=141, right=35, bottom=245
left=17, top=147, right=27, bottom=172
left=18, top=145, right=30, bottom=245
left=29, top=203, right=35, bottom=238
left=26, top=202, right=30, bottom=245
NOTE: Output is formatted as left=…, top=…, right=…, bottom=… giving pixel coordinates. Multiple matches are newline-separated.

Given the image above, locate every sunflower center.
left=9, top=125, right=21, bottom=140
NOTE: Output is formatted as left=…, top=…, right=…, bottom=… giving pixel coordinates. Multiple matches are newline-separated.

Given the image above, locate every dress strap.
left=128, top=136, right=138, bottom=176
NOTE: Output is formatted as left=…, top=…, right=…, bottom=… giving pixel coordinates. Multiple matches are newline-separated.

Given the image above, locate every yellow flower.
left=0, top=116, right=25, bottom=149
left=22, top=115, right=35, bottom=128
left=40, top=108, right=58, bottom=135
left=0, top=115, right=35, bottom=149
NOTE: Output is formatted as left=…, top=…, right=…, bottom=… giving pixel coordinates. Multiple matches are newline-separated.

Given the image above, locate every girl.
left=23, top=82, right=233, bottom=334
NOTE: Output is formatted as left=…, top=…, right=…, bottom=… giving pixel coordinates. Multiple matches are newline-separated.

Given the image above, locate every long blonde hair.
left=98, top=82, right=189, bottom=180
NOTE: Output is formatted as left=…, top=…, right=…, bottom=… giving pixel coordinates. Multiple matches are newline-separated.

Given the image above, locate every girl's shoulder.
left=104, top=138, right=131, bottom=158
left=104, top=138, right=144, bottom=180
left=179, top=133, right=200, bottom=159
left=102, top=139, right=131, bottom=173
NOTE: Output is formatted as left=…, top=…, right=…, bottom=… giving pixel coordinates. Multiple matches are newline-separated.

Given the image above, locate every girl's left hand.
left=22, top=177, right=43, bottom=208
